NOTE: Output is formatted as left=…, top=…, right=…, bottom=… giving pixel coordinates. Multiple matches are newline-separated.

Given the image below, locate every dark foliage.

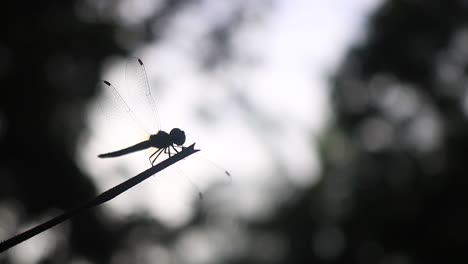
left=239, top=0, right=468, bottom=263
left=310, top=0, right=468, bottom=263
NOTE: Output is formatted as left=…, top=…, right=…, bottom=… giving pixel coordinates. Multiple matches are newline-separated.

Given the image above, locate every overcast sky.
left=78, top=0, right=383, bottom=226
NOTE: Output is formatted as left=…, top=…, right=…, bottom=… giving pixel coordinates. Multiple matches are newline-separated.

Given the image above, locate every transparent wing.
left=121, top=57, right=161, bottom=134
left=173, top=150, right=231, bottom=196
left=96, top=80, right=151, bottom=152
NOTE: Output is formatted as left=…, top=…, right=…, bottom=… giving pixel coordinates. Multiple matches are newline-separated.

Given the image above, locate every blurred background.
left=1, top=0, right=468, bottom=263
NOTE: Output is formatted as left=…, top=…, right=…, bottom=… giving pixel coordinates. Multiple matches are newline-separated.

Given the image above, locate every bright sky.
left=10, top=0, right=384, bottom=262
left=76, top=0, right=383, bottom=225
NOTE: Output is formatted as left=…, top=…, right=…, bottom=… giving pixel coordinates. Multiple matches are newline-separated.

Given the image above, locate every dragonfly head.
left=170, top=128, right=186, bottom=146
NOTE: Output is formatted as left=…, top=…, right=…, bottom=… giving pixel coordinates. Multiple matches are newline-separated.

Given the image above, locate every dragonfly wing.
left=173, top=151, right=231, bottom=196
left=96, top=80, right=151, bottom=152
left=122, top=57, right=161, bottom=134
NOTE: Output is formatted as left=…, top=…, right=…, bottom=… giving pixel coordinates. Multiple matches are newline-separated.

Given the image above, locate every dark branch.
left=0, top=143, right=199, bottom=253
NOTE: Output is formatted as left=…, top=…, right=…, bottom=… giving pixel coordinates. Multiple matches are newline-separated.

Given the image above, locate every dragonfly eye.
left=170, top=128, right=186, bottom=146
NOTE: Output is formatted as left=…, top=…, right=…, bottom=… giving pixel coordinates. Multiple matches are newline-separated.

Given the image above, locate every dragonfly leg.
left=151, top=150, right=164, bottom=166
left=167, top=146, right=172, bottom=157
left=149, top=148, right=164, bottom=166
left=171, top=145, right=180, bottom=154
left=173, top=145, right=184, bottom=151
left=149, top=148, right=163, bottom=161
left=164, top=147, right=172, bottom=155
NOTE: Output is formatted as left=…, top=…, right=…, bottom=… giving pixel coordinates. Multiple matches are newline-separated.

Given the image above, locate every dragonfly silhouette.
left=97, top=57, right=230, bottom=183
left=97, top=58, right=189, bottom=165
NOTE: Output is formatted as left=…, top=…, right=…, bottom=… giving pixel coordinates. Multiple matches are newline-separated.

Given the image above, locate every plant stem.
left=0, top=143, right=199, bottom=253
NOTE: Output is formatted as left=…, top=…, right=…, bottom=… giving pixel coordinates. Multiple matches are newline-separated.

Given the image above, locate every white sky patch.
left=78, top=0, right=383, bottom=226
left=116, top=0, right=165, bottom=26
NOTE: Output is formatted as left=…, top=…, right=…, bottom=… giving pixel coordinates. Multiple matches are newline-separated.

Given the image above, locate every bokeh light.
left=75, top=0, right=383, bottom=262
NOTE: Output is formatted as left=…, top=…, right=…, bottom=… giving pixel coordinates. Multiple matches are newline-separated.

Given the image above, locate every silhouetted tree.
left=232, top=1, right=468, bottom=263
left=323, top=0, right=468, bottom=263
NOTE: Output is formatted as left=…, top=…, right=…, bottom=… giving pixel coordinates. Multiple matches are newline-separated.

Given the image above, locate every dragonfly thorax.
left=149, top=128, right=185, bottom=148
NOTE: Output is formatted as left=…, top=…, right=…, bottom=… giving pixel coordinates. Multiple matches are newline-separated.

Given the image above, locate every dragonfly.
left=96, top=57, right=230, bottom=197
left=98, top=86, right=187, bottom=166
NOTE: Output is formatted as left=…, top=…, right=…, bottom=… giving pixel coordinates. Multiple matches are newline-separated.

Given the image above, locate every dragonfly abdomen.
left=98, top=140, right=153, bottom=158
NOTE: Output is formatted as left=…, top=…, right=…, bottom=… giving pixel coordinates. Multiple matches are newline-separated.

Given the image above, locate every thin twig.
left=0, top=143, right=199, bottom=253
